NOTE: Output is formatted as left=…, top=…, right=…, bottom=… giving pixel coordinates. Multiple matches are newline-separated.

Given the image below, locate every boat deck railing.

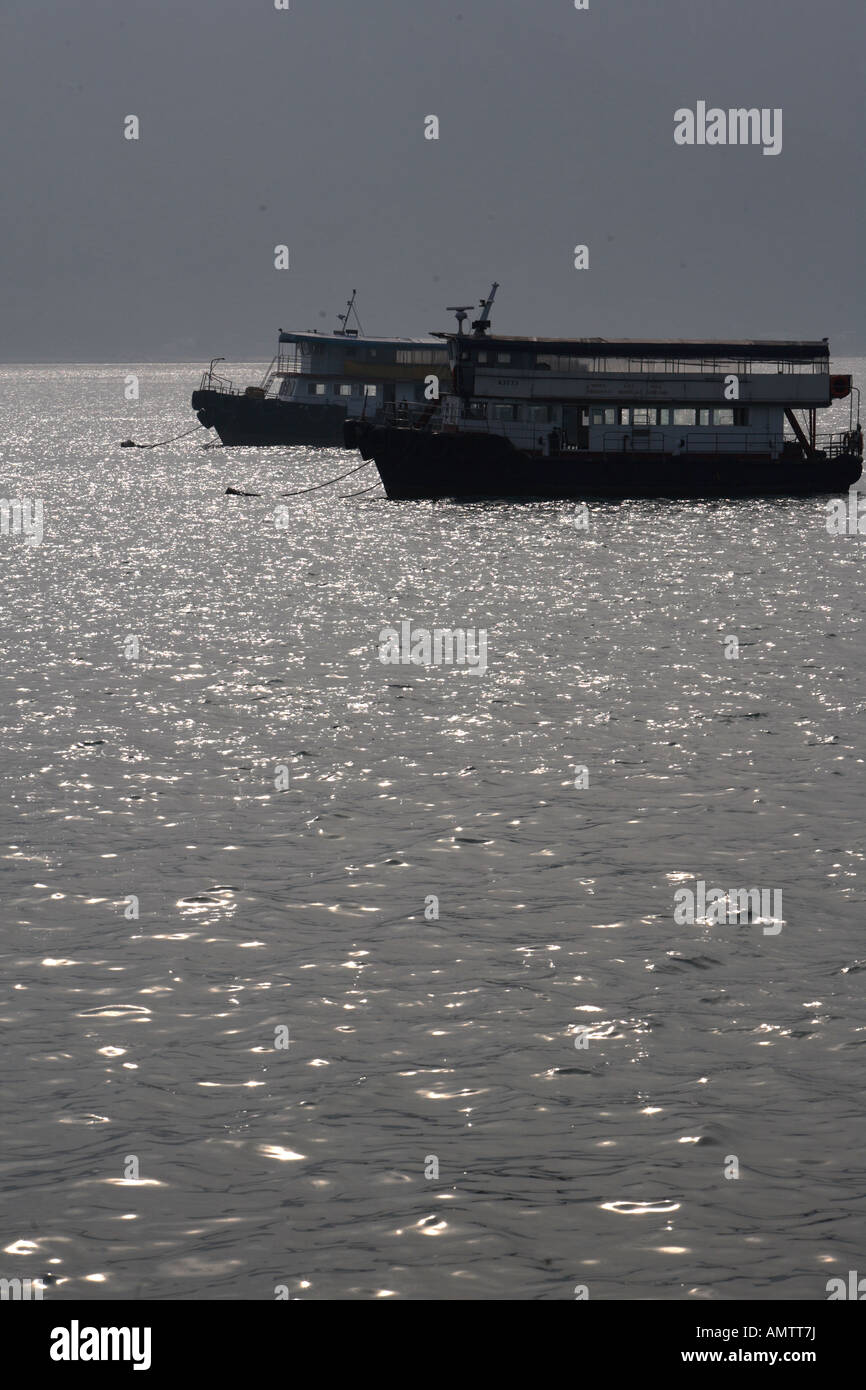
left=274, top=354, right=306, bottom=376
left=199, top=356, right=281, bottom=398
left=598, top=430, right=778, bottom=455
left=374, top=401, right=862, bottom=460
left=198, top=368, right=240, bottom=394
left=377, top=405, right=781, bottom=455
left=817, top=430, right=863, bottom=459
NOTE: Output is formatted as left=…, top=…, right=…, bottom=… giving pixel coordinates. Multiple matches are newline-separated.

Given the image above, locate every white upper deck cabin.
left=436, top=330, right=854, bottom=459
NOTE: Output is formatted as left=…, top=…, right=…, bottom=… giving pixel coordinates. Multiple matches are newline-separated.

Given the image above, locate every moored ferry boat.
left=343, top=297, right=862, bottom=499
left=191, top=292, right=449, bottom=446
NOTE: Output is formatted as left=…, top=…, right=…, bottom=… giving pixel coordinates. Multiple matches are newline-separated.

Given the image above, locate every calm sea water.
left=1, top=362, right=864, bottom=1301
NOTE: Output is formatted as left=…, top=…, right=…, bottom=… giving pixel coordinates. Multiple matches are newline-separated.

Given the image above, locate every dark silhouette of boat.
left=344, top=290, right=862, bottom=499
left=192, top=291, right=449, bottom=447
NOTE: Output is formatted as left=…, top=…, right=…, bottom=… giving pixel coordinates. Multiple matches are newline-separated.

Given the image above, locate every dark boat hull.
left=345, top=422, right=863, bottom=500
left=192, top=389, right=345, bottom=445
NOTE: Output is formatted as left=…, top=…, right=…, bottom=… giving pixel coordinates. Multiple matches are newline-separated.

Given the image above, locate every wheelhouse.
left=272, top=330, right=449, bottom=415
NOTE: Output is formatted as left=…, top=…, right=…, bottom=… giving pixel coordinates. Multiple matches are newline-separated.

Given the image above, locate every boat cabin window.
left=492, top=403, right=520, bottom=421
left=713, top=408, right=734, bottom=425
left=364, top=385, right=378, bottom=397
left=339, top=384, right=352, bottom=396
left=496, top=353, right=511, bottom=364
left=308, top=382, right=327, bottom=395
left=464, top=401, right=487, bottom=420
left=674, top=408, right=695, bottom=425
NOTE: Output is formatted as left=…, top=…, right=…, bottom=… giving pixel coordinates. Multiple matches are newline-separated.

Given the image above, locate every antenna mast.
left=472, top=282, right=499, bottom=336
left=336, top=289, right=364, bottom=336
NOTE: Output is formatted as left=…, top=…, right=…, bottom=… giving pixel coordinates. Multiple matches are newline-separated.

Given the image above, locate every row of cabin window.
left=475, top=404, right=751, bottom=425
left=395, top=349, right=449, bottom=365
left=303, top=346, right=445, bottom=363
left=593, top=406, right=750, bottom=426
left=307, top=383, right=379, bottom=397
left=465, top=351, right=823, bottom=375
left=305, top=382, right=435, bottom=402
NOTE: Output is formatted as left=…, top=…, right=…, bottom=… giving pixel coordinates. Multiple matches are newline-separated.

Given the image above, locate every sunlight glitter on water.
left=1, top=363, right=865, bottom=1300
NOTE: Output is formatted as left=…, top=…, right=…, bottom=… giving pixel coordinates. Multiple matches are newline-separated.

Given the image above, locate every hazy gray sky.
left=1, top=0, right=863, bottom=360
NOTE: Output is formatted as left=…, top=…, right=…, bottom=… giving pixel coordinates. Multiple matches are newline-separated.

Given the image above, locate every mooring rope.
left=340, top=480, right=383, bottom=498
left=119, top=424, right=204, bottom=449
left=279, top=459, right=372, bottom=496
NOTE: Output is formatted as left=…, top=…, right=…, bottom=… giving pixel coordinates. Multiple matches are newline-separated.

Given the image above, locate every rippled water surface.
left=1, top=364, right=865, bottom=1300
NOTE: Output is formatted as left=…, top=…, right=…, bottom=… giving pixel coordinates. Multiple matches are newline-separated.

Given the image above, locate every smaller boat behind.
left=192, top=291, right=450, bottom=447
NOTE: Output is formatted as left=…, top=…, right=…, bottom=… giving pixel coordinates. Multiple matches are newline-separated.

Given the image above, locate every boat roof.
left=279, top=329, right=444, bottom=347
left=431, top=333, right=830, bottom=361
